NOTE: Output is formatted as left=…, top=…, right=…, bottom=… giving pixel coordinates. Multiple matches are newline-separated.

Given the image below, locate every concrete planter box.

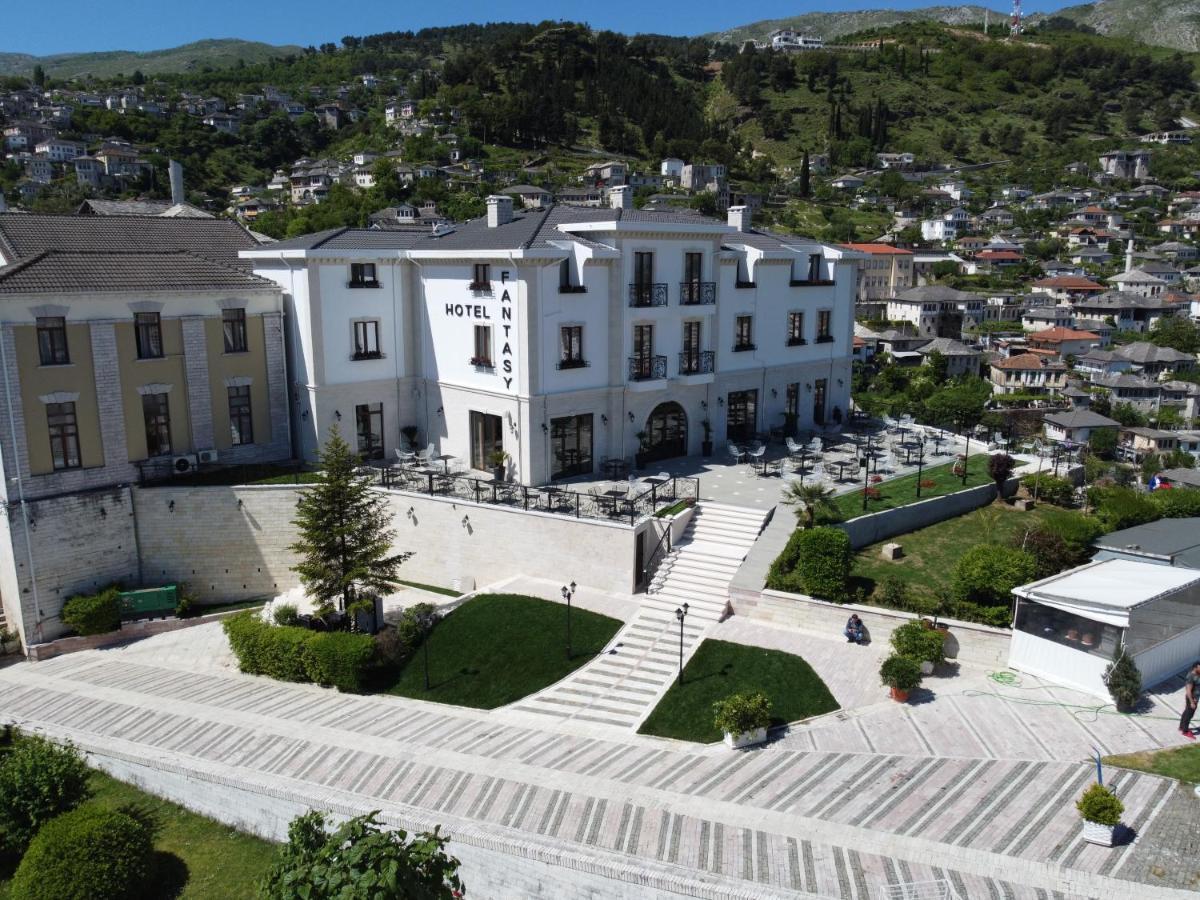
left=723, top=727, right=767, bottom=749
left=1082, top=820, right=1116, bottom=847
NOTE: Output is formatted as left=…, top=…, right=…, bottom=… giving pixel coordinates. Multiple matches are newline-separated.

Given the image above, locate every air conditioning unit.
left=197, top=449, right=219, bottom=464
left=172, top=454, right=198, bottom=474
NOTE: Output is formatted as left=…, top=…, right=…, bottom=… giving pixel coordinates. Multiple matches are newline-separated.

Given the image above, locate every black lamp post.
left=420, top=610, right=434, bottom=691
left=674, top=603, right=689, bottom=685
left=562, top=581, right=576, bottom=660
left=960, top=419, right=971, bottom=486
left=860, top=433, right=873, bottom=512
left=915, top=443, right=927, bottom=499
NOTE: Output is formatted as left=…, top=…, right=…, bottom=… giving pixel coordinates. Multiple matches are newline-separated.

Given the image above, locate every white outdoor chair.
left=785, top=436, right=803, bottom=457
left=727, top=442, right=747, bottom=464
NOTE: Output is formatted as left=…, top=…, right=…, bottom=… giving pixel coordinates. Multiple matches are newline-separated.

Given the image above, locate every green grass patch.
left=0, top=767, right=276, bottom=900
left=831, top=458, right=993, bottom=520
left=397, top=579, right=461, bottom=598
left=637, top=639, right=839, bottom=743
left=655, top=499, right=691, bottom=518
left=184, top=598, right=269, bottom=617
left=1104, top=746, right=1200, bottom=784
left=380, top=594, right=622, bottom=708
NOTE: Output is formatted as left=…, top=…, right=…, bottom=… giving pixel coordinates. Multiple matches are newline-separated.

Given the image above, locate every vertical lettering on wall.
left=500, top=274, right=514, bottom=389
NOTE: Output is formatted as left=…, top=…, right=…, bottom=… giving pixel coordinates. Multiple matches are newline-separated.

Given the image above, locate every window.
left=787, top=311, right=805, bottom=346
left=222, top=308, right=247, bottom=353
left=684, top=252, right=702, bottom=284
left=355, top=402, right=384, bottom=460
left=734, top=315, right=754, bottom=351
left=36, top=317, right=69, bottom=365
left=472, top=325, right=492, bottom=367
left=469, top=411, right=503, bottom=471
left=816, top=309, right=833, bottom=342
left=47, top=402, right=80, bottom=470
left=134, top=312, right=163, bottom=359
left=228, top=386, right=253, bottom=446
left=1015, top=600, right=1122, bottom=660
left=559, top=325, right=584, bottom=369
left=349, top=262, right=378, bottom=287
left=142, top=392, right=172, bottom=457
left=634, top=252, right=654, bottom=286
left=550, top=414, right=593, bottom=479
left=633, top=323, right=654, bottom=359
left=470, top=263, right=490, bottom=291
left=353, top=320, right=381, bottom=360
left=808, top=253, right=823, bottom=282
left=726, top=390, right=757, bottom=443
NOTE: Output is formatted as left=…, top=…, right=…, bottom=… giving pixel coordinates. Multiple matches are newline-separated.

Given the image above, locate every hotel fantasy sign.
left=445, top=269, right=516, bottom=391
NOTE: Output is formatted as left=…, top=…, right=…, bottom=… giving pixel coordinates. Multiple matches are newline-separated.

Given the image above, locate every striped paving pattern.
left=0, top=652, right=1190, bottom=899
left=510, top=503, right=767, bottom=730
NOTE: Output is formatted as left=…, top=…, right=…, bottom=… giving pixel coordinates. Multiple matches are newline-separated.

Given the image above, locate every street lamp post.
left=562, top=581, right=576, bottom=660
left=960, top=420, right=971, bottom=486
left=915, top=443, right=926, bottom=499
left=861, top=433, right=873, bottom=512
left=421, top=611, right=434, bottom=691
left=674, top=603, right=689, bottom=685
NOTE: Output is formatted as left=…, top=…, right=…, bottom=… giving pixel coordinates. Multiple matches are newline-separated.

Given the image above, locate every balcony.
left=556, top=358, right=590, bottom=370
left=558, top=284, right=588, bottom=294
left=815, top=335, right=835, bottom=344
left=786, top=336, right=807, bottom=347
left=628, top=283, right=668, bottom=308
left=628, top=354, right=667, bottom=382
left=468, top=282, right=492, bottom=293
left=678, top=350, right=714, bottom=376
left=732, top=342, right=756, bottom=353
left=348, top=279, right=380, bottom=289
left=790, top=278, right=837, bottom=287
left=679, top=281, right=716, bottom=305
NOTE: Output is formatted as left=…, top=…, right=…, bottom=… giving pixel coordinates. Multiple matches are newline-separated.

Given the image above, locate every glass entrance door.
left=550, top=414, right=593, bottom=479
left=813, top=379, right=827, bottom=426
left=643, top=402, right=687, bottom=462
left=469, top=411, right=504, bottom=471
left=726, top=390, right=757, bottom=443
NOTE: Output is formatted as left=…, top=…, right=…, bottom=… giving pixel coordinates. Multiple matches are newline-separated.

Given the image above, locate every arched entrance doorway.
left=643, top=402, right=687, bottom=463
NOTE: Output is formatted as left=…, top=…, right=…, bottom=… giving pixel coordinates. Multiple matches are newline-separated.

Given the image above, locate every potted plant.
left=712, top=692, right=772, bottom=749
left=634, top=431, right=649, bottom=469
left=487, top=449, right=510, bottom=482
left=0, top=627, right=14, bottom=656
left=701, top=420, right=714, bottom=457
left=890, top=620, right=945, bottom=676
left=401, top=425, right=419, bottom=450
left=952, top=454, right=967, bottom=478
left=880, top=654, right=922, bottom=702
left=1076, top=783, right=1124, bottom=847
left=1102, top=649, right=1142, bottom=714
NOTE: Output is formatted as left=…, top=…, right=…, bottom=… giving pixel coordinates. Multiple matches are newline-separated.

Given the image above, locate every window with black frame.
left=1015, top=600, right=1123, bottom=659
left=222, top=308, right=248, bottom=353
left=134, top=312, right=163, bottom=359
left=787, top=311, right=805, bottom=346
left=228, top=386, right=253, bottom=446
left=559, top=325, right=584, bottom=368
left=349, top=262, right=378, bottom=287
left=142, top=392, right=172, bottom=457
left=36, top=317, right=69, bottom=365
left=733, top=315, right=754, bottom=351
left=355, top=402, right=384, bottom=460
left=47, top=401, right=81, bottom=470
left=353, top=320, right=381, bottom=359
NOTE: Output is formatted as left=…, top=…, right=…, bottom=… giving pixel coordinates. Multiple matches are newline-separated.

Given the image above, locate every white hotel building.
left=243, top=191, right=860, bottom=485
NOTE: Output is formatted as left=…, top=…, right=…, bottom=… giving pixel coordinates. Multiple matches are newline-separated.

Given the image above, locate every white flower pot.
left=1082, top=820, right=1116, bottom=847
left=723, top=727, right=767, bottom=749
left=920, top=660, right=935, bottom=676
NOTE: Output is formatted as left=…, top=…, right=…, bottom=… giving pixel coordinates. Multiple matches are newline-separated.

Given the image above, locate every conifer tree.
left=799, top=149, right=811, bottom=198
left=290, top=426, right=410, bottom=618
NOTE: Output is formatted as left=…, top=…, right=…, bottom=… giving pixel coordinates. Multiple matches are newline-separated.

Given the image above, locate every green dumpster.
left=118, top=585, right=178, bottom=620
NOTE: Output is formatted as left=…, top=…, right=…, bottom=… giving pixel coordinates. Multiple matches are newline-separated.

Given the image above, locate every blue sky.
left=6, top=0, right=1074, bottom=57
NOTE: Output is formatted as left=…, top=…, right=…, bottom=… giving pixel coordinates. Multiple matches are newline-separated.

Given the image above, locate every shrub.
left=712, top=692, right=772, bottom=736
left=1012, top=527, right=1074, bottom=579
left=988, top=453, right=1016, bottom=491
left=1040, top=509, right=1105, bottom=557
left=1076, top=783, right=1123, bottom=827
left=879, top=576, right=910, bottom=610
left=61, top=586, right=120, bottom=636
left=766, top=527, right=851, bottom=601
left=374, top=604, right=440, bottom=670
left=951, top=544, right=1037, bottom=608
left=0, top=734, right=91, bottom=856
left=1103, top=649, right=1142, bottom=713
left=272, top=603, right=301, bottom=627
left=1090, top=486, right=1159, bottom=532
left=879, top=654, right=923, bottom=691
left=889, top=621, right=945, bottom=665
left=1151, top=487, right=1200, bottom=519
left=1022, top=473, right=1074, bottom=507
left=304, top=631, right=376, bottom=693
left=9, top=806, right=152, bottom=900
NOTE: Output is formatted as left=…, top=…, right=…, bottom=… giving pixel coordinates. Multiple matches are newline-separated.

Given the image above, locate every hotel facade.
left=246, top=194, right=861, bottom=485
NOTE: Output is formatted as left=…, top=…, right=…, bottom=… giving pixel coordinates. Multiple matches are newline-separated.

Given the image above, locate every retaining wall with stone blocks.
left=729, top=587, right=1012, bottom=669
left=25, top=606, right=253, bottom=661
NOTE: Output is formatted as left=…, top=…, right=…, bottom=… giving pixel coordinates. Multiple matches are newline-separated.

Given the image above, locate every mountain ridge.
left=0, top=39, right=304, bottom=80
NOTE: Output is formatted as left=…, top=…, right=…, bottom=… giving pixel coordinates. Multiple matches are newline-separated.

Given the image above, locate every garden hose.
left=957, top=670, right=1182, bottom=724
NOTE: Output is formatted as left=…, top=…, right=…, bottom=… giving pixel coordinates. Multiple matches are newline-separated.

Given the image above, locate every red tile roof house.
left=1030, top=275, right=1105, bottom=302
left=989, top=353, right=1069, bottom=396
left=1027, top=326, right=1103, bottom=358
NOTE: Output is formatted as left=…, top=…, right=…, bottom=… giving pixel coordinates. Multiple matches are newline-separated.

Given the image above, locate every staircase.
left=508, top=502, right=768, bottom=731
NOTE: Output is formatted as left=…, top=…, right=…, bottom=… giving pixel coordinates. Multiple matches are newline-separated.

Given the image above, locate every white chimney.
left=1125, top=238, right=1134, bottom=273
left=727, top=205, right=750, bottom=232
left=486, top=195, right=513, bottom=228
left=168, top=159, right=185, bottom=206
left=609, top=185, right=631, bottom=210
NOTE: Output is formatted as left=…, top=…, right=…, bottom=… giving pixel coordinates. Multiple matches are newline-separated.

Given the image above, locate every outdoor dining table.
left=433, top=453, right=456, bottom=474
left=756, top=458, right=783, bottom=478
left=599, top=488, right=629, bottom=516
left=601, top=458, right=629, bottom=478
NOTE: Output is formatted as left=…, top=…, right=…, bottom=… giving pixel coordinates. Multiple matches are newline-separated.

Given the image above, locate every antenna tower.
left=1010, top=0, right=1023, bottom=37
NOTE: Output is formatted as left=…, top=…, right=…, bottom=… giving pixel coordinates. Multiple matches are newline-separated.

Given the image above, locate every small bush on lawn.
left=1022, top=474, right=1074, bottom=507
left=305, top=631, right=376, bottom=693
left=766, top=527, right=851, bottom=601
left=1076, top=783, right=1123, bottom=827
left=1012, top=527, right=1074, bottom=579
left=712, top=692, right=772, bottom=737
left=952, top=544, right=1037, bottom=609
left=1151, top=487, right=1200, bottom=519
left=1089, top=486, right=1159, bottom=532
left=889, top=621, right=945, bottom=665
left=0, top=734, right=91, bottom=856
left=374, top=603, right=439, bottom=669
left=61, top=585, right=121, bottom=636
left=9, top=805, right=153, bottom=900
left=223, top=611, right=375, bottom=692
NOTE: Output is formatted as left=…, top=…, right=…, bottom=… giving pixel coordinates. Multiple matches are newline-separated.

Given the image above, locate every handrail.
left=642, top=522, right=672, bottom=592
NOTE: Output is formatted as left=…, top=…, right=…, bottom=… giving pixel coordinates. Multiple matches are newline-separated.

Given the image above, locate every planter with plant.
left=701, top=419, right=713, bottom=457
left=712, top=691, right=772, bottom=749
left=952, top=454, right=967, bottom=478
left=401, top=425, right=419, bottom=450
left=487, top=449, right=510, bottom=482
left=1076, top=783, right=1123, bottom=847
left=0, top=626, right=15, bottom=656
left=635, top=431, right=649, bottom=469
left=890, top=620, right=946, bottom=676
left=879, top=653, right=922, bottom=702
left=1102, top=649, right=1142, bottom=714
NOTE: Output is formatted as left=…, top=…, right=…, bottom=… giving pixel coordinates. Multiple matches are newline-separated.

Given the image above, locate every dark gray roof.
left=916, top=337, right=978, bottom=356
left=1074, top=290, right=1176, bottom=310
left=264, top=227, right=431, bottom=251
left=77, top=198, right=214, bottom=218
left=1114, top=341, right=1194, bottom=364
left=1093, top=372, right=1160, bottom=389
left=0, top=213, right=261, bottom=266
left=894, top=284, right=980, bottom=304
left=1094, top=517, right=1200, bottom=569
left=1043, top=409, right=1119, bottom=428
left=0, top=251, right=278, bottom=294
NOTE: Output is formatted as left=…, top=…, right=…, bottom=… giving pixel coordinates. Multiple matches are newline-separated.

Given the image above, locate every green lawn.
left=851, top=504, right=1052, bottom=605
left=830, top=458, right=994, bottom=521
left=397, top=579, right=461, bottom=598
left=184, top=598, right=268, bottom=617
left=1104, top=746, right=1200, bottom=784
left=637, top=639, right=839, bottom=743
left=0, top=768, right=276, bottom=900
left=380, top=593, right=622, bottom=708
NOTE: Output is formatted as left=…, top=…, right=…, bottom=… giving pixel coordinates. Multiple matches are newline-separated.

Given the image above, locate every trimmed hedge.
left=1022, top=473, right=1074, bottom=507
left=767, top=527, right=851, bottom=601
left=61, top=586, right=120, bottom=636
left=223, top=611, right=375, bottom=692
left=0, top=734, right=91, bottom=856
left=952, top=544, right=1037, bottom=610
left=9, top=806, right=152, bottom=900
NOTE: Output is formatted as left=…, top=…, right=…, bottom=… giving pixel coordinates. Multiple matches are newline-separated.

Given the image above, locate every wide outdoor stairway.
left=509, top=502, right=768, bottom=731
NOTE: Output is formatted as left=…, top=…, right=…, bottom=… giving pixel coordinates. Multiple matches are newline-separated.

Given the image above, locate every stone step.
left=685, top=525, right=761, bottom=545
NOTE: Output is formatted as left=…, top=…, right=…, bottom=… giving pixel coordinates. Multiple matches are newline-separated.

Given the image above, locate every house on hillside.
left=989, top=353, right=1068, bottom=396
left=1043, top=409, right=1119, bottom=445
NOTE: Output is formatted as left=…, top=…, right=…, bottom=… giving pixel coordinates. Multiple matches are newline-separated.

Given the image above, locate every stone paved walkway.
left=1, top=629, right=1196, bottom=899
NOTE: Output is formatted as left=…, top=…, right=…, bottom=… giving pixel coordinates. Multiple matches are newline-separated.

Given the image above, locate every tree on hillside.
left=1148, top=316, right=1199, bottom=354
left=290, top=426, right=410, bottom=622
left=799, top=149, right=811, bottom=198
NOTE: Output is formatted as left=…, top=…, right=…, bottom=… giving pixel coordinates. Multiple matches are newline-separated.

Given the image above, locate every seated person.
left=844, top=614, right=865, bottom=644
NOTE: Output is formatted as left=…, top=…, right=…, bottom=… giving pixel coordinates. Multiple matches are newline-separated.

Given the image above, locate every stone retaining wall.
left=25, top=606, right=253, bottom=661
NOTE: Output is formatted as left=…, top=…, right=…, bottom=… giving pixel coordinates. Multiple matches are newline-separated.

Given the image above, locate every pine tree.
left=290, top=426, right=410, bottom=620
left=799, top=149, right=811, bottom=198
